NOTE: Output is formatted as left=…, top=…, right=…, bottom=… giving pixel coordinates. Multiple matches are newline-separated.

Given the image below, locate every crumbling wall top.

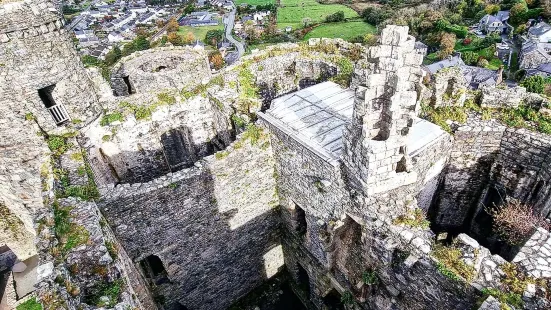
left=0, top=0, right=61, bottom=34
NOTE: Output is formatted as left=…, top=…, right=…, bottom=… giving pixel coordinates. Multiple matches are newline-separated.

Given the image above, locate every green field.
left=277, top=0, right=359, bottom=30
left=303, top=21, right=375, bottom=41
left=234, top=0, right=274, bottom=5
left=178, top=22, right=224, bottom=42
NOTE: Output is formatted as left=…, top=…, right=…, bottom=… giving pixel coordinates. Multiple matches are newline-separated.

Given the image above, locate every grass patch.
left=303, top=21, right=375, bottom=41
left=100, top=112, right=124, bottom=126
left=84, top=279, right=124, bottom=307
left=16, top=297, right=42, bottom=310
left=215, top=151, right=230, bottom=160
left=421, top=104, right=468, bottom=133
left=235, top=0, right=274, bottom=5
left=178, top=22, right=223, bottom=42
left=277, top=0, right=358, bottom=30
left=480, top=288, right=523, bottom=309
left=105, top=241, right=118, bottom=260
left=393, top=208, right=430, bottom=229
left=53, top=203, right=90, bottom=255
left=432, top=243, right=476, bottom=283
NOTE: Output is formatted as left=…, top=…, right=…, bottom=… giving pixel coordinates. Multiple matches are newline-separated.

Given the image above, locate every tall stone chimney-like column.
left=342, top=25, right=424, bottom=196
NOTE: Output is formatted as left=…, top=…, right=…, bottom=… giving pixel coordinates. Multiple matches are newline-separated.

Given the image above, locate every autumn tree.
left=209, top=51, right=225, bottom=70
left=167, top=17, right=180, bottom=33
left=167, top=32, right=182, bottom=45
left=437, top=32, right=456, bottom=60
left=183, top=31, right=195, bottom=44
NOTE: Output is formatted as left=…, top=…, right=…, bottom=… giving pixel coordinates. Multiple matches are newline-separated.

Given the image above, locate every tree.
left=244, top=20, right=258, bottom=40
left=521, top=75, right=546, bottom=93
left=183, top=32, right=195, bottom=44
left=302, top=17, right=312, bottom=27
left=167, top=32, right=182, bottom=45
left=484, top=4, right=500, bottom=15
left=362, top=7, right=390, bottom=25
left=437, top=32, right=456, bottom=59
left=543, top=0, right=551, bottom=18
left=104, top=46, right=122, bottom=66
left=477, top=58, right=489, bottom=68
left=515, top=23, right=528, bottom=35
left=134, top=36, right=151, bottom=51
left=156, top=19, right=166, bottom=29
left=205, top=29, right=224, bottom=47
left=510, top=1, right=528, bottom=25
left=209, top=51, right=225, bottom=70
left=167, top=17, right=180, bottom=33
left=326, top=11, right=345, bottom=23
left=461, top=51, right=478, bottom=65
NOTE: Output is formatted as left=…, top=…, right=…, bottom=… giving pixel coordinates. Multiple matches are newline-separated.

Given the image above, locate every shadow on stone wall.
left=428, top=152, right=498, bottom=241
left=99, top=162, right=281, bottom=310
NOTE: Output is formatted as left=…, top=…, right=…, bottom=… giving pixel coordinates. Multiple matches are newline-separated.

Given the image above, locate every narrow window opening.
left=296, top=264, right=310, bottom=297
left=531, top=180, right=545, bottom=202
left=294, top=204, right=307, bottom=236
left=155, top=65, right=168, bottom=72
left=38, top=84, right=70, bottom=125
left=38, top=85, right=56, bottom=108
left=140, top=254, right=169, bottom=285
left=123, top=76, right=135, bottom=94
left=323, top=288, right=344, bottom=310
left=396, top=156, right=407, bottom=173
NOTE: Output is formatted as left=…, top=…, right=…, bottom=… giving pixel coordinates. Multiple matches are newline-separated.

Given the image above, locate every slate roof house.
left=478, top=11, right=509, bottom=34
left=424, top=55, right=501, bottom=89
left=528, top=21, right=551, bottom=42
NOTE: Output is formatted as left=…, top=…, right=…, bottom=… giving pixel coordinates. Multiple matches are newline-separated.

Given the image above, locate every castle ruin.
left=2, top=1, right=551, bottom=310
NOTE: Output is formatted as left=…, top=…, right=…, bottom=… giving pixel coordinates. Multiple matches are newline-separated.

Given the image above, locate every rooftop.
left=529, top=21, right=551, bottom=37
left=259, top=81, right=447, bottom=164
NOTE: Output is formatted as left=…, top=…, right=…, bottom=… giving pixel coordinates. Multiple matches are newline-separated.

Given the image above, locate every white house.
left=528, top=21, right=551, bottom=43
left=108, top=31, right=125, bottom=43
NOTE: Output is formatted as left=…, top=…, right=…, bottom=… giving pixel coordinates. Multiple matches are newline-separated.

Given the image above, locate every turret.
left=342, top=25, right=425, bottom=195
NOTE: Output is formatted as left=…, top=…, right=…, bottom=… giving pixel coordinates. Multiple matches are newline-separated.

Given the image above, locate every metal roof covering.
left=264, top=81, right=354, bottom=161
left=260, top=81, right=448, bottom=164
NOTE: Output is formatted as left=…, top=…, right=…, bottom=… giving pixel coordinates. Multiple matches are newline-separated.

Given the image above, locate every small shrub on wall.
left=487, top=199, right=549, bottom=245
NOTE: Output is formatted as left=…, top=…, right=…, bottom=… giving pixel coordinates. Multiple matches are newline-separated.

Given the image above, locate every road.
left=224, top=6, right=245, bottom=58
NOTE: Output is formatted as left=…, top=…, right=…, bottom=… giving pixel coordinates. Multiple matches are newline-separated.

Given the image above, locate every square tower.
left=342, top=25, right=425, bottom=195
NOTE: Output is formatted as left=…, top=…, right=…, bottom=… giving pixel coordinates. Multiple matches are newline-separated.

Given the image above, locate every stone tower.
left=342, top=25, right=424, bottom=195
left=0, top=0, right=101, bottom=260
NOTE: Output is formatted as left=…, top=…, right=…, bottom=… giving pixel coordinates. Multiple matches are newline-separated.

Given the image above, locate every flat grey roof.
left=260, top=81, right=447, bottom=164
left=264, top=81, right=354, bottom=161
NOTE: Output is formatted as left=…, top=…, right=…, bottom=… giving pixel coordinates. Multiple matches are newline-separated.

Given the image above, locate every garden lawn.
left=177, top=22, right=224, bottom=42
left=303, top=21, right=375, bottom=41
left=235, top=0, right=274, bottom=5
left=277, top=0, right=359, bottom=30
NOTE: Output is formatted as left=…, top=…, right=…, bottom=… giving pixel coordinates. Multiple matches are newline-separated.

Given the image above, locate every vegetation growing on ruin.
left=340, top=290, right=355, bottom=305
left=53, top=203, right=90, bottom=255
left=47, top=133, right=77, bottom=156
left=55, top=154, right=99, bottom=202
left=422, top=97, right=551, bottom=135
left=487, top=199, right=548, bottom=245
left=99, top=112, right=124, bottom=126
left=40, top=291, right=68, bottom=310
left=362, top=270, right=379, bottom=286
left=0, top=203, right=25, bottom=240
left=480, top=288, right=522, bottom=309
left=432, top=243, right=476, bottom=282
left=330, top=57, right=354, bottom=87
left=421, top=104, right=468, bottom=133
left=105, top=241, right=118, bottom=260
left=16, top=297, right=43, bottom=310
left=83, top=279, right=123, bottom=307
left=393, top=208, right=430, bottom=229
left=215, top=151, right=230, bottom=160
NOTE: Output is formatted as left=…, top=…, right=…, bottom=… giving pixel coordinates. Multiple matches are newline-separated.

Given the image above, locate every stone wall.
left=429, top=67, right=468, bottom=107
left=81, top=90, right=233, bottom=185
left=431, top=116, right=506, bottom=231
left=0, top=0, right=102, bottom=262
left=110, top=47, right=211, bottom=96
left=99, top=127, right=281, bottom=310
